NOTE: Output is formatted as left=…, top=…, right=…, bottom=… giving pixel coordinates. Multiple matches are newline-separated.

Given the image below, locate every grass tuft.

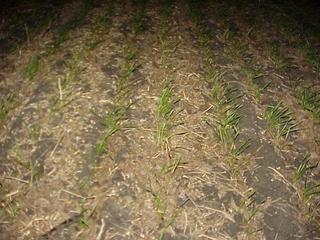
left=240, top=190, right=263, bottom=224
left=265, top=101, right=298, bottom=140
left=206, top=71, right=248, bottom=163
left=94, top=0, right=145, bottom=155
left=296, top=87, right=320, bottom=119
left=51, top=52, right=82, bottom=112
left=156, top=82, right=180, bottom=148
left=25, top=55, right=40, bottom=81
left=0, top=94, right=14, bottom=122
left=131, top=0, right=147, bottom=36
left=265, top=42, right=295, bottom=72
left=95, top=2, right=114, bottom=27
left=293, top=153, right=320, bottom=218
left=12, top=147, right=40, bottom=184
left=210, top=80, right=242, bottom=149
left=87, top=1, right=114, bottom=50
left=94, top=105, right=129, bottom=155
left=52, top=0, right=93, bottom=49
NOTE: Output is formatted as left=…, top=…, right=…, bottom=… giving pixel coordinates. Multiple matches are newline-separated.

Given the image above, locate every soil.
left=0, top=0, right=320, bottom=239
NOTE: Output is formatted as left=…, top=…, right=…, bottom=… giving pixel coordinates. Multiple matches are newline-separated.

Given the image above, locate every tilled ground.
left=0, top=0, right=320, bottom=239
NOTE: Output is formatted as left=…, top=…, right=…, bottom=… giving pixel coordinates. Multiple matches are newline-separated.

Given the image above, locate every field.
left=0, top=0, right=320, bottom=239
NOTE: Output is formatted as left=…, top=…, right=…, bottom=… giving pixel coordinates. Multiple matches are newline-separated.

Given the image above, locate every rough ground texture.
left=0, top=0, right=320, bottom=239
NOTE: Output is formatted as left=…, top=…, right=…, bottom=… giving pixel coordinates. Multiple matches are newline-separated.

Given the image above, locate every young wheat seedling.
left=265, top=101, right=298, bottom=140
left=52, top=0, right=93, bottom=49
left=296, top=87, right=320, bottom=119
left=240, top=190, right=264, bottom=224
left=156, top=83, right=179, bottom=148
left=0, top=94, right=14, bottom=122
left=265, top=42, right=294, bottom=72
left=95, top=105, right=129, bottom=155
left=51, top=52, right=82, bottom=112
left=293, top=154, right=320, bottom=203
left=25, top=55, right=39, bottom=81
